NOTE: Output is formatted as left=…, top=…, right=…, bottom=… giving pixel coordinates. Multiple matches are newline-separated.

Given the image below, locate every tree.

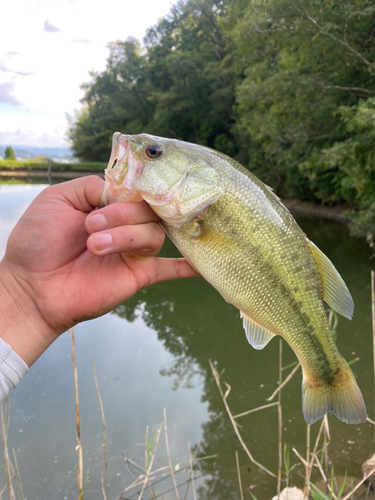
left=68, top=0, right=239, bottom=161
left=224, top=0, right=375, bottom=236
left=4, top=145, right=16, bottom=160
left=68, top=0, right=375, bottom=238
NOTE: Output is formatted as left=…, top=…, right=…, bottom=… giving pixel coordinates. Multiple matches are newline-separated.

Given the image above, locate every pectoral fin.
left=307, top=240, right=354, bottom=320
left=240, top=311, right=276, bottom=350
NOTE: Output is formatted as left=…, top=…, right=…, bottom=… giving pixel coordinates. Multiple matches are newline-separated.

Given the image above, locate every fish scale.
left=102, top=132, right=367, bottom=425
left=165, top=194, right=321, bottom=344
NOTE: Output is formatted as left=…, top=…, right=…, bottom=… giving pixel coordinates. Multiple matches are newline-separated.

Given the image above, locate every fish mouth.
left=100, top=132, right=142, bottom=206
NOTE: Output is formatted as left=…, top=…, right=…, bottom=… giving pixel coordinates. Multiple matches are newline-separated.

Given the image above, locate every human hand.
left=0, top=175, right=198, bottom=365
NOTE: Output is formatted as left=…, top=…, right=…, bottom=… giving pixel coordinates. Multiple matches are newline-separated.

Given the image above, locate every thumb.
left=49, top=175, right=105, bottom=213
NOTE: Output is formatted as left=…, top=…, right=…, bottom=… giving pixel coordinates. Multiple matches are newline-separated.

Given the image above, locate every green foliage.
left=225, top=0, right=375, bottom=238
left=302, top=98, right=375, bottom=235
left=310, top=470, right=347, bottom=500
left=283, top=443, right=297, bottom=487
left=0, top=160, right=105, bottom=172
left=82, top=470, right=90, bottom=498
left=68, top=0, right=239, bottom=162
left=68, top=0, right=375, bottom=239
left=4, top=146, right=16, bottom=160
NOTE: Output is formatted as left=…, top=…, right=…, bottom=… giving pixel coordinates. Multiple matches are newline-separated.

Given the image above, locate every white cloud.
left=73, top=39, right=91, bottom=44
left=0, top=0, right=174, bottom=148
left=0, top=82, right=22, bottom=106
left=0, top=61, right=33, bottom=76
left=43, top=19, right=62, bottom=33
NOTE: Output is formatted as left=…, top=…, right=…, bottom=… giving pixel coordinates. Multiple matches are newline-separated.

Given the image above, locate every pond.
left=0, top=182, right=374, bottom=499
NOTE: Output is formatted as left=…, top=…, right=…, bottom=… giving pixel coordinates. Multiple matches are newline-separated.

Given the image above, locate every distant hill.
left=0, top=145, right=76, bottom=162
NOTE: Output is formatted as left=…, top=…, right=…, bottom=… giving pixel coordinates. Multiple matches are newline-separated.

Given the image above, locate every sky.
left=0, top=0, right=175, bottom=148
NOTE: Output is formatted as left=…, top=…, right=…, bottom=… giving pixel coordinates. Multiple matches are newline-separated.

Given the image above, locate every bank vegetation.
left=66, top=0, right=375, bottom=240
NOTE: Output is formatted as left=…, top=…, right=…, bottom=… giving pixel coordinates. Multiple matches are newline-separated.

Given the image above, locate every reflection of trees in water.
left=113, top=274, right=284, bottom=499
left=114, top=283, right=205, bottom=391
left=112, top=225, right=374, bottom=499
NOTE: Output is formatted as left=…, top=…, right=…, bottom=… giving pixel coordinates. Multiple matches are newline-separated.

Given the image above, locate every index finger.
left=85, top=201, right=160, bottom=234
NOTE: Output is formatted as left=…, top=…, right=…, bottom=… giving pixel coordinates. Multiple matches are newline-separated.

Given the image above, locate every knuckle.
left=119, top=225, right=134, bottom=246
left=117, top=203, right=133, bottom=225
left=150, top=223, right=165, bottom=247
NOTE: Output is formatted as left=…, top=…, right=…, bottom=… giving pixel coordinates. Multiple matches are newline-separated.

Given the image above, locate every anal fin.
left=240, top=311, right=276, bottom=350
left=307, top=239, right=354, bottom=320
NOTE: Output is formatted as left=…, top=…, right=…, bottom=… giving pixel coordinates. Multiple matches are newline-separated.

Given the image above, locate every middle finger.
left=87, top=222, right=165, bottom=257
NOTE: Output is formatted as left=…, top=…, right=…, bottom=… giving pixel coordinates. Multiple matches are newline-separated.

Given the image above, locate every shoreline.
left=0, top=170, right=104, bottom=180
left=282, top=199, right=350, bottom=224
left=0, top=170, right=350, bottom=224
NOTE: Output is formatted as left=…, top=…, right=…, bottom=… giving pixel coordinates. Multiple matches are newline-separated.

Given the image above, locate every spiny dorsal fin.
left=240, top=311, right=276, bottom=350
left=307, top=239, right=354, bottom=320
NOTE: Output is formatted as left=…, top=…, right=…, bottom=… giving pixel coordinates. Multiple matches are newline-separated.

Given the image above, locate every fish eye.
left=145, top=144, right=163, bottom=159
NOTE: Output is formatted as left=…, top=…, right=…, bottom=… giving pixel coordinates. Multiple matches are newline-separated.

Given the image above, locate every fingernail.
left=88, top=213, right=107, bottom=232
left=91, top=233, right=112, bottom=251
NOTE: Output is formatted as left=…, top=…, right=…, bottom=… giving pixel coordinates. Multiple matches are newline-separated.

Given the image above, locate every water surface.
left=0, top=183, right=374, bottom=499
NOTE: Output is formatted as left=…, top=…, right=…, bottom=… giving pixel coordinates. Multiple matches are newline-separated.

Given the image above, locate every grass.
left=0, top=399, right=24, bottom=500
left=210, top=357, right=375, bottom=500
left=0, top=327, right=215, bottom=500
left=0, top=159, right=106, bottom=172
left=209, top=306, right=375, bottom=500
left=1, top=287, right=375, bottom=499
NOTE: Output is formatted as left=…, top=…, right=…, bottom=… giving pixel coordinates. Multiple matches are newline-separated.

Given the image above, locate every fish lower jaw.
left=102, top=183, right=143, bottom=205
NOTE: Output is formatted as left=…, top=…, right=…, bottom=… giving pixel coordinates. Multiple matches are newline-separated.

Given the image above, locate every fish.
left=101, top=131, right=367, bottom=425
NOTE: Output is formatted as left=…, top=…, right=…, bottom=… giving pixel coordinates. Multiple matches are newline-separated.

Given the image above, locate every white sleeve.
left=0, top=337, right=29, bottom=401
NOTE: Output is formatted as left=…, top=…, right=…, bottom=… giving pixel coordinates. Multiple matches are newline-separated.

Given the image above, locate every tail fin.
left=302, top=362, right=367, bottom=425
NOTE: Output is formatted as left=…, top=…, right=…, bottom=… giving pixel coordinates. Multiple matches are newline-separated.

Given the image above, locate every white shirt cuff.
left=0, top=337, right=29, bottom=401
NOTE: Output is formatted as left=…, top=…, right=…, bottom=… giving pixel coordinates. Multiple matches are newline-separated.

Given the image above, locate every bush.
left=4, top=146, right=16, bottom=160
left=0, top=160, right=106, bottom=172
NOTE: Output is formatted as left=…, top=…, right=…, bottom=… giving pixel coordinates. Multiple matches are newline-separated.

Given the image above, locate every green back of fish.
left=161, top=151, right=366, bottom=424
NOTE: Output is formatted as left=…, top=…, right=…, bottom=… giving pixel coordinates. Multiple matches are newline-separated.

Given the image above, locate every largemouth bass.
left=101, top=132, right=367, bottom=425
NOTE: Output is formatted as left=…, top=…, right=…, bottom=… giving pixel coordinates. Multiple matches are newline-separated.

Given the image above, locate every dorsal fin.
left=240, top=311, right=276, bottom=350
left=307, top=239, right=354, bottom=320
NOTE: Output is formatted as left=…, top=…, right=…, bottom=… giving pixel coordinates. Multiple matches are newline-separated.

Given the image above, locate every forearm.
left=0, top=259, right=57, bottom=367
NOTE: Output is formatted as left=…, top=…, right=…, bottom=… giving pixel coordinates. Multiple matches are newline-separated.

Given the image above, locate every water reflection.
left=113, top=219, right=375, bottom=498
left=1, top=184, right=374, bottom=499
left=0, top=184, right=47, bottom=256
left=0, top=184, right=209, bottom=499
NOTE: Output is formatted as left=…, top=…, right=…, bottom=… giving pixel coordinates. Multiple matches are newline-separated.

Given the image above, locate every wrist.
left=0, top=259, right=58, bottom=366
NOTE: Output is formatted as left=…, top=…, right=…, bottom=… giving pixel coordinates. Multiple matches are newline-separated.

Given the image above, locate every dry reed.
left=1, top=399, right=16, bottom=500
left=163, top=407, right=179, bottom=500
left=71, top=327, right=83, bottom=500
left=277, top=339, right=283, bottom=499
left=137, top=422, right=163, bottom=500
left=188, top=441, right=197, bottom=500
left=235, top=450, right=244, bottom=500
left=209, top=359, right=278, bottom=479
left=372, top=270, right=375, bottom=437
left=92, top=358, right=109, bottom=500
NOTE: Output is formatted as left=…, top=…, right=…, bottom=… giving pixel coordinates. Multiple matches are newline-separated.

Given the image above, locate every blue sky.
left=0, top=0, right=174, bottom=148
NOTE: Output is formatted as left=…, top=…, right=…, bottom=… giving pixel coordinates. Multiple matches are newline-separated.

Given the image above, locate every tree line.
left=68, top=0, right=375, bottom=239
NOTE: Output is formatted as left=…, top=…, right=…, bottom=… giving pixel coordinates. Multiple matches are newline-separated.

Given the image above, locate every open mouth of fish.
left=100, top=133, right=216, bottom=228
left=100, top=133, right=144, bottom=206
